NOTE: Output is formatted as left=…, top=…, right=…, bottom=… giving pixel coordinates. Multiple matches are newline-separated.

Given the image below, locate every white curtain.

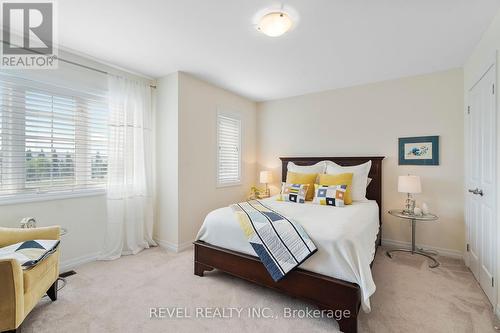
left=99, top=75, right=156, bottom=260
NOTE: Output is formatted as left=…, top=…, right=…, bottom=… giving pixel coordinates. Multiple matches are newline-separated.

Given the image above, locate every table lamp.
left=398, top=175, right=421, bottom=215
left=260, top=171, right=273, bottom=196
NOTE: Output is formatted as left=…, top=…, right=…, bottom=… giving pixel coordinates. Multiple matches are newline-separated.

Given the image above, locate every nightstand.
left=386, top=209, right=440, bottom=268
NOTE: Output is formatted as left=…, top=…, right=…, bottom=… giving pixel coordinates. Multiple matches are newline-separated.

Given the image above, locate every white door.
left=466, top=63, right=497, bottom=306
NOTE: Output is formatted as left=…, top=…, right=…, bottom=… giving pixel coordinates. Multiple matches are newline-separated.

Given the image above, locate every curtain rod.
left=1, top=40, right=157, bottom=89
left=57, top=56, right=157, bottom=89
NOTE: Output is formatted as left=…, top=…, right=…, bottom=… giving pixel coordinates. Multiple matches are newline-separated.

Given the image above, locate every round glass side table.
left=386, top=209, right=440, bottom=268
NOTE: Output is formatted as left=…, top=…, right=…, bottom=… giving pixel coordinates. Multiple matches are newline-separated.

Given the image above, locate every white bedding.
left=196, top=196, right=379, bottom=312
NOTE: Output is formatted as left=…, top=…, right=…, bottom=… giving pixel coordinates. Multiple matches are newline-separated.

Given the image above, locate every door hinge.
left=466, top=243, right=469, bottom=252
left=492, top=277, right=494, bottom=288
left=467, top=106, right=471, bottom=115
left=493, top=84, right=495, bottom=95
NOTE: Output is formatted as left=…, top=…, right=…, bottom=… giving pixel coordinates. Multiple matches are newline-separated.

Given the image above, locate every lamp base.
left=402, top=194, right=415, bottom=215
left=401, top=209, right=414, bottom=216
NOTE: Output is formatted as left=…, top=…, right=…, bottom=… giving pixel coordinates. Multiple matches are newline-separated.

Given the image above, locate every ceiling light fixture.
left=257, top=12, right=293, bottom=37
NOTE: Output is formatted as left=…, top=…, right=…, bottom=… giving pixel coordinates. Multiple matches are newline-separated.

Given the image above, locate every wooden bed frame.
left=194, top=156, right=384, bottom=333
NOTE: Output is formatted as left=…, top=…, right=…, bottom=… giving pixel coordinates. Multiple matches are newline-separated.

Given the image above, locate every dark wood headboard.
left=280, top=156, right=385, bottom=244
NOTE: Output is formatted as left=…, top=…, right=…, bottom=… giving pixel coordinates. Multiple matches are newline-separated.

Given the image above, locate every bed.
left=194, top=156, right=384, bottom=333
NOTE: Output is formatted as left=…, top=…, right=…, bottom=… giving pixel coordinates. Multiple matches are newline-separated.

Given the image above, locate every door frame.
left=465, top=50, right=498, bottom=310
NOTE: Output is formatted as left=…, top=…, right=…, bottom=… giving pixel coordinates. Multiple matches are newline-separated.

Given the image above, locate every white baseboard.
left=60, top=251, right=100, bottom=273
left=382, top=238, right=464, bottom=260
left=154, top=238, right=194, bottom=253
left=59, top=239, right=193, bottom=271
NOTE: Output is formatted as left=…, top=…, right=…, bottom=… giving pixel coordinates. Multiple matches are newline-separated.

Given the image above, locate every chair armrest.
left=0, top=226, right=61, bottom=248
left=0, top=259, right=24, bottom=330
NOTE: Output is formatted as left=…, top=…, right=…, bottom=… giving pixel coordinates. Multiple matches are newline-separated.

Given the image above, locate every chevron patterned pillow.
left=0, top=240, right=59, bottom=269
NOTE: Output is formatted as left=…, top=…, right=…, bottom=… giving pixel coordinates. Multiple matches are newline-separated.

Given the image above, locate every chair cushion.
left=23, top=252, right=58, bottom=294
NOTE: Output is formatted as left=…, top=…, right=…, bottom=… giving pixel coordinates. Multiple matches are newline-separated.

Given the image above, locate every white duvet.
left=196, top=196, right=379, bottom=312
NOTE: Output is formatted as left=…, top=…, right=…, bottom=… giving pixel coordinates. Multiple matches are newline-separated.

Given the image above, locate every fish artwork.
left=408, top=145, right=429, bottom=157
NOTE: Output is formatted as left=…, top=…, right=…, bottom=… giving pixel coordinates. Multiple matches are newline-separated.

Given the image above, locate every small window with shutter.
left=216, top=112, right=241, bottom=187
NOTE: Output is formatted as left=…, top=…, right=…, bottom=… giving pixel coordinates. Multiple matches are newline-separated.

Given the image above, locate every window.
left=0, top=73, right=108, bottom=201
left=217, top=112, right=241, bottom=186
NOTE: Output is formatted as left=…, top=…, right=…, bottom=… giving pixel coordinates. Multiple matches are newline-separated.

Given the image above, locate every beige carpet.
left=21, top=247, right=497, bottom=333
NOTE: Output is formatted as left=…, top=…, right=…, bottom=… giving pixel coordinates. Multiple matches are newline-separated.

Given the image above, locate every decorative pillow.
left=325, top=160, right=372, bottom=201
left=287, top=161, right=326, bottom=174
left=313, top=184, right=348, bottom=207
left=286, top=172, right=317, bottom=201
left=277, top=183, right=309, bottom=203
left=318, top=173, right=353, bottom=205
left=0, top=240, right=60, bottom=269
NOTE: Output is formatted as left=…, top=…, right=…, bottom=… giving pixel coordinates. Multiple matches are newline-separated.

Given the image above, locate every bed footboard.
left=194, top=240, right=361, bottom=333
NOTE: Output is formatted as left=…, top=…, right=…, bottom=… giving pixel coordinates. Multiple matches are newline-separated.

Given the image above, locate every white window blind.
left=217, top=113, right=241, bottom=186
left=0, top=73, right=108, bottom=200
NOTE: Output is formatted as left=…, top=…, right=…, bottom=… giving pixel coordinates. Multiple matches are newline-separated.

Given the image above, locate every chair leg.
left=47, top=279, right=58, bottom=301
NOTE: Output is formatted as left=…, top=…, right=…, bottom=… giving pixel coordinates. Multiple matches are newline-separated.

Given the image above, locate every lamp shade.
left=260, top=171, right=273, bottom=184
left=398, top=175, right=421, bottom=194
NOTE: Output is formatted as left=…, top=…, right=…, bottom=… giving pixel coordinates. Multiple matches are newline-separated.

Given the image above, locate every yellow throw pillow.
left=286, top=172, right=317, bottom=201
left=318, top=173, right=353, bottom=205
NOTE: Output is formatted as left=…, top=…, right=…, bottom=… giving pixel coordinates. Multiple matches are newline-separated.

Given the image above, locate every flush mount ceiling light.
left=257, top=12, right=293, bottom=37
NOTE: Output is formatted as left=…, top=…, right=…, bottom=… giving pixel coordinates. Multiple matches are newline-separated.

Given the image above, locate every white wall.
left=464, top=7, right=500, bottom=317
left=155, top=71, right=257, bottom=250
left=0, top=195, right=106, bottom=272
left=155, top=73, right=180, bottom=248
left=257, top=68, right=464, bottom=255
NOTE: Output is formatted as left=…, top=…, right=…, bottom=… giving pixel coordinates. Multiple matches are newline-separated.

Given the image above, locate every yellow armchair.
left=0, top=226, right=60, bottom=333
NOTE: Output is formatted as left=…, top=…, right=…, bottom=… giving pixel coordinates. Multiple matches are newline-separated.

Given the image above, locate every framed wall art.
left=399, top=136, right=439, bottom=165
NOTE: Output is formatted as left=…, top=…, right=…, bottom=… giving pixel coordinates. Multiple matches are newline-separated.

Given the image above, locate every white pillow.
left=287, top=161, right=326, bottom=174
left=367, top=177, right=372, bottom=187
left=325, top=160, right=372, bottom=201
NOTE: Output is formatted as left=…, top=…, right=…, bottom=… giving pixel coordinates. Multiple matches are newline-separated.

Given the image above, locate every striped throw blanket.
left=231, top=200, right=317, bottom=281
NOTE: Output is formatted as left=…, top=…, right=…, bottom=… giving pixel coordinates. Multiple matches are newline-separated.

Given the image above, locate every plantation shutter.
left=217, top=113, right=241, bottom=186
left=0, top=73, right=108, bottom=199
